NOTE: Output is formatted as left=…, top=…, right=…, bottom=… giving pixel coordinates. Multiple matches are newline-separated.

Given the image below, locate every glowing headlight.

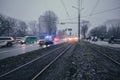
left=68, top=38, right=72, bottom=41
left=22, top=40, right=25, bottom=42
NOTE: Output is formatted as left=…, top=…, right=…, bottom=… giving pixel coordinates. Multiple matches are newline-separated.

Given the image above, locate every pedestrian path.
left=88, top=40, right=120, bottom=48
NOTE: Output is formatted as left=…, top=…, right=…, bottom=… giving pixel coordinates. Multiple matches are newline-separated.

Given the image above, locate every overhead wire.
left=60, top=6, right=120, bottom=22
left=89, top=0, right=100, bottom=17
left=91, top=6, right=120, bottom=16
left=59, top=0, right=120, bottom=24
left=60, top=0, right=71, bottom=20
left=60, top=17, right=77, bottom=21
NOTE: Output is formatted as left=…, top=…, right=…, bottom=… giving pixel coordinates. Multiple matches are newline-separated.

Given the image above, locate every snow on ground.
left=88, top=40, right=120, bottom=48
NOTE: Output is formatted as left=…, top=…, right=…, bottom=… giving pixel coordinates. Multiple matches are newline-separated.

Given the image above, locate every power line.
left=60, top=6, right=120, bottom=21
left=60, top=0, right=71, bottom=20
left=82, top=6, right=120, bottom=17
left=89, top=0, right=100, bottom=16
left=81, top=0, right=83, bottom=9
left=60, top=17, right=77, bottom=21
left=91, top=6, right=120, bottom=16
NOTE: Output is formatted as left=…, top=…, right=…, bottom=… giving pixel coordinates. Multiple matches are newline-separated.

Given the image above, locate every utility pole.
left=78, top=0, right=80, bottom=40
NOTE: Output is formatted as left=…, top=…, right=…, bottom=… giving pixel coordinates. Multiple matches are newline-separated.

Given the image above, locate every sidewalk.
left=88, top=40, right=120, bottom=48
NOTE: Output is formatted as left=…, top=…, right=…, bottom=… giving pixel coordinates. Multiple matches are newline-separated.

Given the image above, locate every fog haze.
left=0, top=0, right=120, bottom=34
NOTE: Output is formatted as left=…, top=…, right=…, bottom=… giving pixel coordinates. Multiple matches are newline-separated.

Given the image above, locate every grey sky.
left=0, top=0, right=120, bottom=35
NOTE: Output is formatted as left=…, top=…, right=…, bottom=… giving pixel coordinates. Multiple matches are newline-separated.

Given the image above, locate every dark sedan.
left=39, top=39, right=53, bottom=47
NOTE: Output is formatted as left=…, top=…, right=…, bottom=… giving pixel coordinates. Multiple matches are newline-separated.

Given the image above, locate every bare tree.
left=81, top=21, right=89, bottom=39
left=0, top=15, right=13, bottom=36
left=0, top=14, right=4, bottom=35
left=38, top=16, right=46, bottom=34
left=89, top=25, right=107, bottom=38
left=107, top=24, right=120, bottom=39
left=43, top=11, right=58, bottom=35
left=0, top=14, right=28, bottom=37
left=57, top=29, right=66, bottom=38
left=6, top=17, right=17, bottom=36
left=17, top=21, right=27, bottom=37
left=29, top=21, right=37, bottom=35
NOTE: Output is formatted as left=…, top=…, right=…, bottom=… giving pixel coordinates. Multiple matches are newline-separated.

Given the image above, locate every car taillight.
left=54, top=38, right=59, bottom=42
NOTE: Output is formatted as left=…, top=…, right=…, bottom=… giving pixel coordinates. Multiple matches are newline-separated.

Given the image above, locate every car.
left=64, top=36, right=79, bottom=42
left=39, top=39, right=53, bottom=47
left=53, top=37, right=60, bottom=42
left=91, top=36, right=98, bottom=41
left=108, top=36, right=115, bottom=44
left=39, top=39, right=46, bottom=46
left=15, top=37, right=24, bottom=43
left=0, top=37, right=14, bottom=47
left=20, top=36, right=38, bottom=44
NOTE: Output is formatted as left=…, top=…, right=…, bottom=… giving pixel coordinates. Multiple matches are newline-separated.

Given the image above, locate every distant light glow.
left=45, top=35, right=53, bottom=41
left=54, top=37, right=59, bottom=42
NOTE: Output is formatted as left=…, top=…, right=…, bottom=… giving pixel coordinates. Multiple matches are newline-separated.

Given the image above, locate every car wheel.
left=40, top=45, right=43, bottom=47
left=7, top=42, right=12, bottom=47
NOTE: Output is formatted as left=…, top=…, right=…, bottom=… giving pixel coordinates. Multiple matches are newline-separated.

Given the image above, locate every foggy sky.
left=0, top=0, right=120, bottom=35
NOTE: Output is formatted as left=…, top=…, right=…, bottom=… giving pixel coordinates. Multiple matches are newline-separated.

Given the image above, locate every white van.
left=0, top=37, right=14, bottom=47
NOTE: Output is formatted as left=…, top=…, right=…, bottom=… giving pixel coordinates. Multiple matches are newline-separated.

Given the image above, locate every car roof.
left=0, top=37, right=14, bottom=40
left=0, top=36, right=13, bottom=38
left=25, top=36, right=37, bottom=37
left=39, top=39, right=45, bottom=41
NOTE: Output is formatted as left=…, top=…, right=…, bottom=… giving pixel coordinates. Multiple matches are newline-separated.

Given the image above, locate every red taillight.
left=54, top=38, right=59, bottom=42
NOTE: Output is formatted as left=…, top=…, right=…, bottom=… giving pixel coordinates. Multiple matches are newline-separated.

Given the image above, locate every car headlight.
left=21, top=40, right=25, bottom=42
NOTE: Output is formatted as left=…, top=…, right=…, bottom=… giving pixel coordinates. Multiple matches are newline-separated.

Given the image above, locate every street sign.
left=68, top=28, right=72, bottom=31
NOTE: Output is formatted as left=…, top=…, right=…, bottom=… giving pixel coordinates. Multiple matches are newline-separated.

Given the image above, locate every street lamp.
left=72, top=0, right=83, bottom=40
left=78, top=0, right=80, bottom=40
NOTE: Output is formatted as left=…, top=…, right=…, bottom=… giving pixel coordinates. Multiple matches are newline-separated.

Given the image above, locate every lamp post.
left=72, top=0, right=83, bottom=41
left=78, top=0, right=80, bottom=40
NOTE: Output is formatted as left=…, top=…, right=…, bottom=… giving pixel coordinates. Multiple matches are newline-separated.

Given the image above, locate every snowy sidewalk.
left=88, top=40, right=120, bottom=48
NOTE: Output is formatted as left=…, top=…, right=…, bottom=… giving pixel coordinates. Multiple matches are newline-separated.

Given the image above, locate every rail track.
left=0, top=43, right=73, bottom=80
left=87, top=42, right=120, bottom=66
left=32, top=44, right=73, bottom=80
left=94, top=43, right=120, bottom=53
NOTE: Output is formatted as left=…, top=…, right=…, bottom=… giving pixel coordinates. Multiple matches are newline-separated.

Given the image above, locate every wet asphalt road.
left=0, top=41, right=65, bottom=60
left=0, top=44, right=40, bottom=60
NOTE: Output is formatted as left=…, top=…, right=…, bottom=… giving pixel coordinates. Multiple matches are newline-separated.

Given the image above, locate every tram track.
left=0, top=43, right=66, bottom=75
left=0, top=43, right=73, bottom=80
left=32, top=44, right=73, bottom=80
left=87, top=42, right=120, bottom=66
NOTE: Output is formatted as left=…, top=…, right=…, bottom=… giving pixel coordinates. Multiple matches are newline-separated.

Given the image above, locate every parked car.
left=108, top=36, right=115, bottom=44
left=20, top=36, right=38, bottom=44
left=39, top=39, right=53, bottom=46
left=91, top=36, right=98, bottom=41
left=0, top=37, right=14, bottom=47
